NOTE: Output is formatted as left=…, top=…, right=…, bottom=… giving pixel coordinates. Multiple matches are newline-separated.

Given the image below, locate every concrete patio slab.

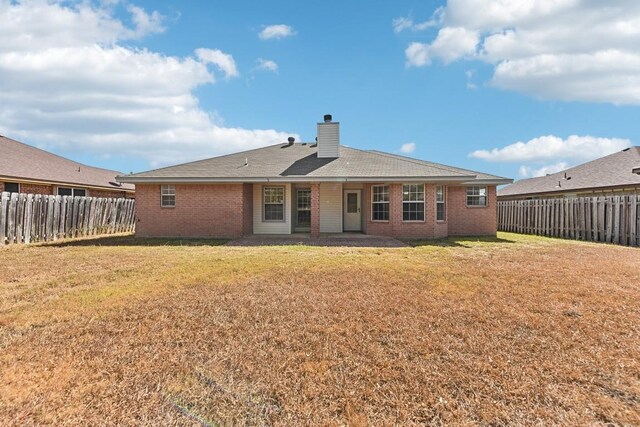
left=225, top=233, right=408, bottom=247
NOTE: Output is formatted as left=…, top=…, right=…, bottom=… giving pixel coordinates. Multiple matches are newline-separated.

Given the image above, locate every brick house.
left=1, top=135, right=134, bottom=198
left=118, top=115, right=511, bottom=239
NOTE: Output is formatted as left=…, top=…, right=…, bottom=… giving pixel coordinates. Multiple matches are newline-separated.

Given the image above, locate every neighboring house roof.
left=498, top=147, right=640, bottom=198
left=0, top=135, right=134, bottom=192
left=118, top=143, right=511, bottom=184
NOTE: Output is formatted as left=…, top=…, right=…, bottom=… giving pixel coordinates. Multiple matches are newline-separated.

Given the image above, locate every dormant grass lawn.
left=0, top=233, right=638, bottom=426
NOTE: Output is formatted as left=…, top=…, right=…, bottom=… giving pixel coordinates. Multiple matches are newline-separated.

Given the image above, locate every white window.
left=263, top=186, right=285, bottom=221
left=436, top=185, right=446, bottom=221
left=161, top=185, right=175, bottom=207
left=402, top=184, right=424, bottom=221
left=371, top=185, right=389, bottom=221
left=466, top=186, right=487, bottom=206
left=58, top=187, right=86, bottom=197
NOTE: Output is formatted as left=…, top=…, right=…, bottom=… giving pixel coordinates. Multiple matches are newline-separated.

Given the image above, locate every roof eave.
left=117, top=175, right=478, bottom=184
left=0, top=174, right=135, bottom=192
left=461, top=178, right=513, bottom=185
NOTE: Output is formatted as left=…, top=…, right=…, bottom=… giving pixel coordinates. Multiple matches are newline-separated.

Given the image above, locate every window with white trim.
left=402, top=184, right=424, bottom=221
left=58, top=187, right=86, bottom=197
left=436, top=185, right=446, bottom=221
left=161, top=185, right=175, bottom=207
left=4, top=182, right=19, bottom=193
left=263, top=186, right=285, bottom=221
left=466, top=186, right=487, bottom=206
left=371, top=185, right=389, bottom=221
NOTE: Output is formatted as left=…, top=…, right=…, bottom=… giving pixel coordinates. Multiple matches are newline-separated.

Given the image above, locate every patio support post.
left=311, top=183, right=320, bottom=238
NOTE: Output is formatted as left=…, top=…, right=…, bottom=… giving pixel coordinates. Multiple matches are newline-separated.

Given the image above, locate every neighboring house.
left=498, top=147, right=640, bottom=201
left=1, top=135, right=134, bottom=198
left=118, top=115, right=511, bottom=239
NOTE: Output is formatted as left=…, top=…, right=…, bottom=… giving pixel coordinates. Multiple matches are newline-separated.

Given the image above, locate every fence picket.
left=7, top=193, right=18, bottom=244
left=0, top=192, right=7, bottom=244
left=0, top=192, right=135, bottom=245
left=498, top=195, right=639, bottom=247
left=631, top=197, right=638, bottom=246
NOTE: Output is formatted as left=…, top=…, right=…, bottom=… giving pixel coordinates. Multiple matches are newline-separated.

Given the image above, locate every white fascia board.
left=117, top=175, right=477, bottom=184
left=460, top=178, right=514, bottom=185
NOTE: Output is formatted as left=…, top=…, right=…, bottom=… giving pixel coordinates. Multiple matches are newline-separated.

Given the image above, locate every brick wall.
left=19, top=183, right=53, bottom=195
left=310, top=183, right=320, bottom=237
left=88, top=189, right=130, bottom=198
left=447, top=185, right=497, bottom=236
left=362, top=183, right=496, bottom=238
left=135, top=183, right=248, bottom=238
left=242, top=183, right=253, bottom=236
left=364, top=183, right=436, bottom=239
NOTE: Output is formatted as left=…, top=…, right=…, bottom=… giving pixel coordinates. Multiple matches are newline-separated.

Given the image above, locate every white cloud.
left=392, top=12, right=439, bottom=33
left=465, top=69, right=477, bottom=89
left=0, top=1, right=295, bottom=167
left=519, top=162, right=569, bottom=178
left=470, top=135, right=631, bottom=163
left=400, top=142, right=416, bottom=154
left=404, top=1, right=640, bottom=104
left=406, top=27, right=479, bottom=66
left=195, top=48, right=239, bottom=79
left=258, top=24, right=295, bottom=40
left=127, top=5, right=165, bottom=38
left=256, top=58, right=278, bottom=72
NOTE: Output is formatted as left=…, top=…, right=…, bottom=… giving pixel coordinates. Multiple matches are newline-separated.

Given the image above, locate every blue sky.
left=1, top=0, right=638, bottom=180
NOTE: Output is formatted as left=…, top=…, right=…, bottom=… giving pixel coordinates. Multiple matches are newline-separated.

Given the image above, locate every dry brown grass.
left=1, top=233, right=639, bottom=426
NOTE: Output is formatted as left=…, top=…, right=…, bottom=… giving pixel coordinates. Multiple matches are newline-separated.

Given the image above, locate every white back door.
left=343, top=190, right=362, bottom=231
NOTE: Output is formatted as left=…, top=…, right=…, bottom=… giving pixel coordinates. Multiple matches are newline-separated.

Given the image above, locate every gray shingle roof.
left=118, top=143, right=512, bottom=184
left=498, top=147, right=640, bottom=197
left=0, top=135, right=134, bottom=191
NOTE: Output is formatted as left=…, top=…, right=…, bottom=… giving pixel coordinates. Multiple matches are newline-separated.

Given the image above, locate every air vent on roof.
left=109, top=181, right=122, bottom=187
left=623, top=148, right=631, bottom=152
left=287, top=136, right=295, bottom=145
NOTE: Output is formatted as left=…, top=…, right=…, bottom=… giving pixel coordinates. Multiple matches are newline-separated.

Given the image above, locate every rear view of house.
left=1, top=135, right=134, bottom=198
left=118, top=115, right=511, bottom=239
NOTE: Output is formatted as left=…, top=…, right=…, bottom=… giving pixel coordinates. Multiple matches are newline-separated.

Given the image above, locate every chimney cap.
left=323, top=114, right=332, bottom=123
left=287, top=136, right=295, bottom=145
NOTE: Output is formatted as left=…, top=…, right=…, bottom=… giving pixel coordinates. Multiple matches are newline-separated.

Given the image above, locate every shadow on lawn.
left=43, top=234, right=229, bottom=248
left=41, top=234, right=516, bottom=249
left=407, top=236, right=517, bottom=248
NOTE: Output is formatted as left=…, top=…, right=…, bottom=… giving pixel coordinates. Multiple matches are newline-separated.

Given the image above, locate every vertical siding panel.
left=319, top=183, right=343, bottom=233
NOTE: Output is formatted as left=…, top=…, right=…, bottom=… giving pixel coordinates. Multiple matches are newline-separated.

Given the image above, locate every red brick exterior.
left=17, top=183, right=54, bottom=195
left=242, top=183, right=253, bottom=235
left=447, top=185, right=497, bottom=236
left=310, top=183, right=320, bottom=238
left=135, top=183, right=250, bottom=238
left=363, top=183, right=497, bottom=238
left=1, top=181, right=133, bottom=198
left=87, top=189, right=131, bottom=198
left=131, top=182, right=497, bottom=239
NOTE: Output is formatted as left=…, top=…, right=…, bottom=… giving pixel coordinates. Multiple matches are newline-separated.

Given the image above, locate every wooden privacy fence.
left=498, top=196, right=640, bottom=247
left=1, top=192, right=136, bottom=245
